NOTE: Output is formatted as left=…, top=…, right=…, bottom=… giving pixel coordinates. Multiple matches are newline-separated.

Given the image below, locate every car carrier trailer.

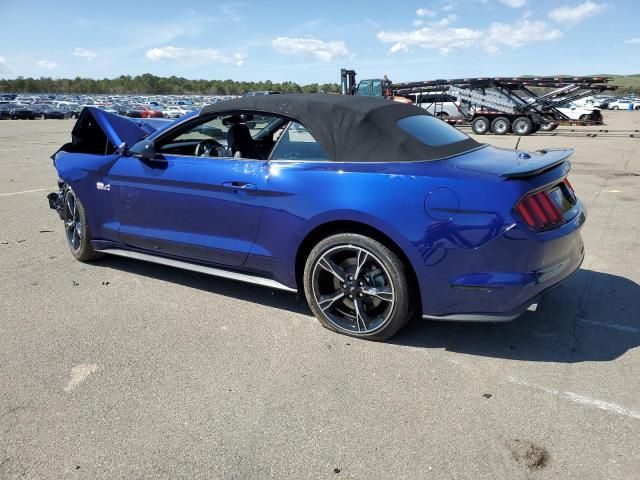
left=340, top=69, right=617, bottom=135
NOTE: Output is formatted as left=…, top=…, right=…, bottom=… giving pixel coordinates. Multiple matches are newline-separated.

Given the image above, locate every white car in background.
left=162, top=105, right=190, bottom=118
left=573, top=96, right=610, bottom=109
left=414, top=93, right=463, bottom=118
left=555, top=102, right=600, bottom=121
left=608, top=99, right=635, bottom=110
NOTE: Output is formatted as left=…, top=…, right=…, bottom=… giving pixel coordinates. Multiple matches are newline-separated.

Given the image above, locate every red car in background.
left=125, top=105, right=164, bottom=118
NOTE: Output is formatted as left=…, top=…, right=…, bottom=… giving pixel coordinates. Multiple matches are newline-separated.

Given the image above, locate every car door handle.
left=222, top=181, right=257, bottom=191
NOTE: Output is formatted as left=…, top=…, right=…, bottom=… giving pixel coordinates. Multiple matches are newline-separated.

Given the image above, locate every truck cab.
left=355, top=79, right=385, bottom=97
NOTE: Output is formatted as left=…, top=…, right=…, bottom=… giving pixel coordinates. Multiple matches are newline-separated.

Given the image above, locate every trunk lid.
left=449, top=145, right=573, bottom=179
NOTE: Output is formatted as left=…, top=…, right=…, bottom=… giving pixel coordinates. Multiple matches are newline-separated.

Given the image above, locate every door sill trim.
left=100, top=248, right=297, bottom=293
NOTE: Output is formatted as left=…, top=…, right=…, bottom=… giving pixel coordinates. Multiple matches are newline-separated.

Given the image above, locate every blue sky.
left=0, top=0, right=638, bottom=84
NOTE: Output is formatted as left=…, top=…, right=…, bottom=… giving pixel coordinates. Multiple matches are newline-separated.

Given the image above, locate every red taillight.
left=564, top=178, right=574, bottom=193
left=563, top=178, right=577, bottom=203
left=515, top=190, right=564, bottom=231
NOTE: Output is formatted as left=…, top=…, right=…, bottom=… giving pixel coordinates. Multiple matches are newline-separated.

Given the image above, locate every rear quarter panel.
left=251, top=159, right=524, bottom=292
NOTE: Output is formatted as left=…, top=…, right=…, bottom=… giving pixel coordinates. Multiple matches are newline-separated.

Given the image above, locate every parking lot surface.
left=1, top=113, right=639, bottom=479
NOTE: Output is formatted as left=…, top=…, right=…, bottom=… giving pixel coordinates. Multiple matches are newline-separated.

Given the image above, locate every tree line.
left=0, top=74, right=342, bottom=95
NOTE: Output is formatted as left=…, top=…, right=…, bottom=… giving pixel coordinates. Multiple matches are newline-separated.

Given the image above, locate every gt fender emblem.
left=96, top=182, right=111, bottom=191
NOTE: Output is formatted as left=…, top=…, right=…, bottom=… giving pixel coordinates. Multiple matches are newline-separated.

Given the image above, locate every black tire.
left=540, top=122, right=558, bottom=132
left=612, top=106, right=619, bottom=111
left=532, top=123, right=541, bottom=133
left=62, top=187, right=102, bottom=262
left=579, top=114, right=591, bottom=122
left=303, top=233, right=414, bottom=341
left=512, top=116, right=533, bottom=136
left=471, top=116, right=490, bottom=135
left=435, top=111, right=449, bottom=119
left=491, top=116, right=511, bottom=135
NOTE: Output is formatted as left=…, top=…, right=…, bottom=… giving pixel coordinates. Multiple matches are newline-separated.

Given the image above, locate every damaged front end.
left=47, top=184, right=65, bottom=220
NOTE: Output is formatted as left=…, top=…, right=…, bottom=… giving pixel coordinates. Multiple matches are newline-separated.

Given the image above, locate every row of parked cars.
left=0, top=93, right=242, bottom=120
left=0, top=102, right=77, bottom=120
left=0, top=101, right=195, bottom=121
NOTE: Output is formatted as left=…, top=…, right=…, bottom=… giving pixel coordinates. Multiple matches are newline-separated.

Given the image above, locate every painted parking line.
left=0, top=187, right=50, bottom=197
left=577, top=318, right=640, bottom=335
left=508, top=377, right=640, bottom=420
left=0, top=146, right=54, bottom=152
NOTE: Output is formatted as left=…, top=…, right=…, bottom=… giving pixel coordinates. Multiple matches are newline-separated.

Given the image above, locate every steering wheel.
left=195, top=139, right=225, bottom=157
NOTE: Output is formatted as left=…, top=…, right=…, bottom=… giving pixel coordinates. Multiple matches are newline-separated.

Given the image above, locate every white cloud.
left=499, top=0, right=527, bottom=7
left=430, top=14, right=457, bottom=27
left=37, top=60, right=57, bottom=70
left=443, top=4, right=453, bottom=11
left=625, top=37, right=640, bottom=45
left=390, top=43, right=409, bottom=53
left=413, top=19, right=424, bottom=27
left=549, top=1, right=606, bottom=25
left=484, top=19, right=562, bottom=53
left=0, top=56, right=6, bottom=64
left=378, top=18, right=561, bottom=55
left=416, top=8, right=437, bottom=17
left=271, top=37, right=350, bottom=62
left=145, top=46, right=246, bottom=66
left=72, top=48, right=98, bottom=61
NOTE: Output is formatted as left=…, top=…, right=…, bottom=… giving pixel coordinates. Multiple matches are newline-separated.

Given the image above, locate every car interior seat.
left=227, top=123, right=261, bottom=159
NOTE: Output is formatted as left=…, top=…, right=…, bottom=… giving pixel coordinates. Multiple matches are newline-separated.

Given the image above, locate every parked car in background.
left=0, top=104, right=11, bottom=119
left=125, top=105, right=164, bottom=118
left=608, top=99, right=634, bottom=110
left=555, top=102, right=601, bottom=122
left=54, top=102, right=82, bottom=118
left=242, top=91, right=280, bottom=97
left=162, top=105, right=190, bottom=118
left=1, top=103, right=38, bottom=119
left=573, top=96, right=610, bottom=109
left=98, top=106, right=118, bottom=114
left=414, top=93, right=463, bottom=118
left=32, top=104, right=74, bottom=119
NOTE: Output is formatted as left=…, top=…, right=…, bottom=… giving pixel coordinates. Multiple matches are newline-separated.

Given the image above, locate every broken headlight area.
left=47, top=187, right=65, bottom=220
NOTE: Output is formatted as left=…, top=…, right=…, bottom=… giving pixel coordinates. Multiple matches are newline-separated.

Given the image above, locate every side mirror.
left=129, top=139, right=157, bottom=160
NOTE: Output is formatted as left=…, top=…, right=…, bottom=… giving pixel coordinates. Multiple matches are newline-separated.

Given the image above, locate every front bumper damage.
left=47, top=186, right=64, bottom=220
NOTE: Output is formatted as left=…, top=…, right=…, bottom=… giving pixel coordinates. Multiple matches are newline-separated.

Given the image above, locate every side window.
left=270, top=122, right=329, bottom=161
left=156, top=113, right=283, bottom=159
left=355, top=81, right=371, bottom=96
left=371, top=80, right=383, bottom=97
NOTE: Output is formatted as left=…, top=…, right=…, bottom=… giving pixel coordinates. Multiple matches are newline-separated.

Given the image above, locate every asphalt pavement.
left=1, top=113, right=639, bottom=479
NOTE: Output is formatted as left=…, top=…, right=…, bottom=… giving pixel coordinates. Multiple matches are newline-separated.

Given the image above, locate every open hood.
left=56, top=107, right=172, bottom=157
left=74, top=107, right=161, bottom=148
left=449, top=146, right=573, bottom=179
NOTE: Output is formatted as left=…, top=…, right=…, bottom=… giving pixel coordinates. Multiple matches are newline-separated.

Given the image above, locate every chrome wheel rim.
left=495, top=120, right=507, bottom=133
left=311, top=245, right=395, bottom=335
left=64, top=191, right=81, bottom=253
left=475, top=119, right=487, bottom=132
left=515, top=121, right=527, bottom=134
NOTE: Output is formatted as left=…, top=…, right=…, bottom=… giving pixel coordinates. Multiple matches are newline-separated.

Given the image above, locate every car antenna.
left=515, top=135, right=522, bottom=151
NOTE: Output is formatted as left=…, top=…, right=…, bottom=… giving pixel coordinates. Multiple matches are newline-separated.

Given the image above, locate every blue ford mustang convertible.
left=48, top=94, right=585, bottom=340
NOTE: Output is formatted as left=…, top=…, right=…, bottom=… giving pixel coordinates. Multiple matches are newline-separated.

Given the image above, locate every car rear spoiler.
left=502, top=148, right=573, bottom=179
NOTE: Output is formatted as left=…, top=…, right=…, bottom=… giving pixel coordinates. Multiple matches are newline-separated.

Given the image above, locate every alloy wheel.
left=64, top=191, right=82, bottom=253
left=311, top=245, right=395, bottom=335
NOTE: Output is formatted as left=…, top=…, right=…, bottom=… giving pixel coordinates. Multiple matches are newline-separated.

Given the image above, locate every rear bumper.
left=418, top=205, right=586, bottom=321
left=422, top=243, right=584, bottom=322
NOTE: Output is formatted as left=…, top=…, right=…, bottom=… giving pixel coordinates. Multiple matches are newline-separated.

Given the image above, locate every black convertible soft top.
left=200, top=94, right=481, bottom=163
